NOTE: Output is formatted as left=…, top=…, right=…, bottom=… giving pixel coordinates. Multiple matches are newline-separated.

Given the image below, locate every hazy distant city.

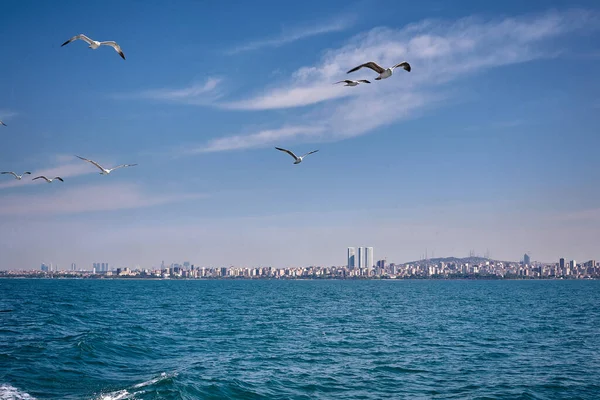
left=1, top=247, right=598, bottom=280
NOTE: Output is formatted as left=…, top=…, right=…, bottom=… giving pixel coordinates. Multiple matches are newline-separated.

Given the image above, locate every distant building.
left=365, top=247, right=374, bottom=269
left=358, top=247, right=365, bottom=269
left=559, top=258, right=565, bottom=270
left=569, top=260, right=576, bottom=270
left=71, top=263, right=76, bottom=271
left=347, top=247, right=356, bottom=269
left=524, top=253, right=530, bottom=265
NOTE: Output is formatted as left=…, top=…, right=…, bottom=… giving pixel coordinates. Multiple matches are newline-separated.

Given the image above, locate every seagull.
left=75, top=155, right=137, bottom=175
left=33, top=176, right=64, bottom=183
left=61, top=34, right=126, bottom=60
left=0, top=120, right=6, bottom=126
left=275, top=147, right=319, bottom=165
left=334, top=79, right=371, bottom=86
left=1, top=171, right=31, bottom=180
left=347, top=61, right=411, bottom=80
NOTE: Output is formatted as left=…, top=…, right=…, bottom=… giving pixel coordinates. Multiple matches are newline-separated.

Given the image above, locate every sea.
left=1, top=279, right=599, bottom=399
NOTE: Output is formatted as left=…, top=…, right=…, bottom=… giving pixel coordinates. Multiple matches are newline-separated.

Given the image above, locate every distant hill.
left=401, top=256, right=514, bottom=265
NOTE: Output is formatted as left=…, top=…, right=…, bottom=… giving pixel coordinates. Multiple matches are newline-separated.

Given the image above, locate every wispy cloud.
left=117, top=77, right=223, bottom=105
left=184, top=126, right=325, bottom=153
left=206, top=9, right=598, bottom=151
left=0, top=109, right=17, bottom=120
left=225, top=15, right=355, bottom=55
left=0, top=159, right=95, bottom=190
left=0, top=182, right=206, bottom=216
left=223, top=9, right=597, bottom=111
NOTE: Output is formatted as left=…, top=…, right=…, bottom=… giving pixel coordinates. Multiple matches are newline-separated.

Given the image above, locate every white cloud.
left=0, top=109, right=17, bottom=121
left=225, top=15, right=355, bottom=55
left=0, top=182, right=206, bottom=216
left=221, top=83, right=356, bottom=110
left=0, top=161, right=95, bottom=190
left=186, top=125, right=325, bottom=153
left=224, top=9, right=596, bottom=111
left=121, top=77, right=223, bottom=104
left=206, top=9, right=597, bottom=151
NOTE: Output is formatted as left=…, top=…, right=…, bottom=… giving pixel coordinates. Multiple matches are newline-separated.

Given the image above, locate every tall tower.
left=358, top=247, right=364, bottom=269
left=365, top=247, right=374, bottom=269
left=347, top=247, right=356, bottom=269
left=523, top=253, right=530, bottom=265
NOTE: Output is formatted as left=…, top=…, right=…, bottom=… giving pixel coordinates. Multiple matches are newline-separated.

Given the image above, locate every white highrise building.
left=365, top=247, right=374, bottom=269
left=357, top=247, right=365, bottom=268
left=349, top=246, right=375, bottom=269
left=347, top=247, right=356, bottom=269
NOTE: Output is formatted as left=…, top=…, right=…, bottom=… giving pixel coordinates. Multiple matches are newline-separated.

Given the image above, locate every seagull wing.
left=275, top=147, right=299, bottom=160
left=76, top=155, right=106, bottom=172
left=334, top=80, right=353, bottom=84
left=100, top=41, right=126, bottom=60
left=1, top=172, right=18, bottom=179
left=0, top=120, right=6, bottom=126
left=61, top=34, right=93, bottom=47
left=54, top=177, right=64, bottom=182
left=347, top=62, right=385, bottom=74
left=358, top=80, right=371, bottom=84
left=301, top=150, right=319, bottom=158
left=393, top=61, right=411, bottom=72
left=108, top=163, right=138, bottom=172
left=33, top=176, right=50, bottom=182
left=23, top=172, right=31, bottom=175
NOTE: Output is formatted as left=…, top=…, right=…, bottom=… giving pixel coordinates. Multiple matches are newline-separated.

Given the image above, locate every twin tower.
left=347, top=247, right=374, bottom=269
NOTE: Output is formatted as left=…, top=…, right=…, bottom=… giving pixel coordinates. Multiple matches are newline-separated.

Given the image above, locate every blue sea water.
left=1, top=279, right=599, bottom=399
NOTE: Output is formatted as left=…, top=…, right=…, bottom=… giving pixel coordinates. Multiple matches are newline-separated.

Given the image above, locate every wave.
left=94, top=372, right=174, bottom=400
left=0, top=384, right=36, bottom=400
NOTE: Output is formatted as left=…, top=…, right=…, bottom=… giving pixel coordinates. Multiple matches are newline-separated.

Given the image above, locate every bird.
left=334, top=79, right=371, bottom=86
left=61, top=34, right=126, bottom=60
left=347, top=61, right=411, bottom=80
left=33, top=176, right=64, bottom=183
left=75, top=155, right=137, bottom=175
left=275, top=147, right=319, bottom=164
left=0, top=120, right=6, bottom=126
left=1, top=171, right=31, bottom=180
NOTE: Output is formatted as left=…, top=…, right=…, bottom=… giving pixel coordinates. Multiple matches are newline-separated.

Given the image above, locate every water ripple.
left=1, top=279, right=599, bottom=399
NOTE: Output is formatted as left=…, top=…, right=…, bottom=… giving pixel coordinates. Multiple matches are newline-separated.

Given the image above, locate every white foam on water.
left=96, top=389, right=131, bottom=400
left=95, top=372, right=174, bottom=400
left=131, top=372, right=171, bottom=389
left=0, top=384, right=36, bottom=400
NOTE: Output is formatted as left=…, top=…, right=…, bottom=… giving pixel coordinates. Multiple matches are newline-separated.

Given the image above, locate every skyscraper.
left=524, top=253, right=530, bottom=265
left=347, top=247, right=356, bottom=269
left=357, top=247, right=365, bottom=268
left=365, top=247, right=374, bottom=269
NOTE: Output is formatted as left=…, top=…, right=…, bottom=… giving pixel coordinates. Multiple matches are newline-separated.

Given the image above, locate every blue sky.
left=0, top=0, right=599, bottom=270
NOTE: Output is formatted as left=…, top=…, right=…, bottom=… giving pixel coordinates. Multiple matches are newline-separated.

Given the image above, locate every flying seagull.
left=334, top=79, right=371, bottom=86
left=75, top=155, right=137, bottom=175
left=0, top=120, right=6, bottom=126
left=61, top=34, right=126, bottom=60
left=275, top=147, right=319, bottom=165
left=1, top=171, right=31, bottom=180
left=347, top=61, right=411, bottom=80
left=33, top=176, right=64, bottom=183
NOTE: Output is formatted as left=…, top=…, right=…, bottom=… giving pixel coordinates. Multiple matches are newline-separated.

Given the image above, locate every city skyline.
left=3, top=253, right=598, bottom=280
left=24, top=251, right=596, bottom=273
left=1, top=1, right=599, bottom=269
